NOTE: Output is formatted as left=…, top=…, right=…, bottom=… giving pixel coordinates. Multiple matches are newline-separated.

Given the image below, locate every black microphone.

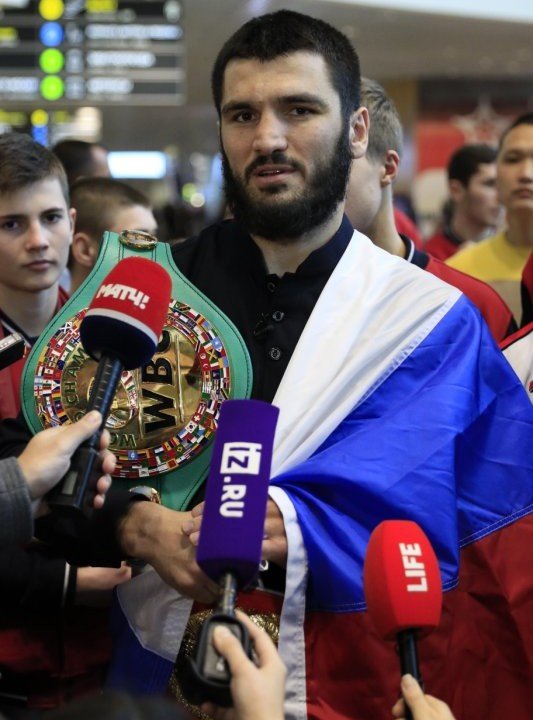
left=181, top=398, right=279, bottom=707
left=46, top=257, right=172, bottom=518
left=0, top=332, right=25, bottom=370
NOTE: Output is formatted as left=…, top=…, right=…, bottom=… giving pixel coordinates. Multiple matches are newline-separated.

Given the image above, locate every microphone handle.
left=46, top=356, right=124, bottom=519
left=219, top=571, right=238, bottom=616
left=397, top=630, right=422, bottom=720
left=182, top=570, right=253, bottom=707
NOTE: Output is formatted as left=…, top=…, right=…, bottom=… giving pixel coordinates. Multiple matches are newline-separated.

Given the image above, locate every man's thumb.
left=401, top=674, right=425, bottom=713
left=60, top=411, right=102, bottom=450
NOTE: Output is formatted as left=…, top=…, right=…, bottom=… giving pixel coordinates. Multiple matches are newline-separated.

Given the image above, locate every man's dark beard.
left=222, top=127, right=352, bottom=240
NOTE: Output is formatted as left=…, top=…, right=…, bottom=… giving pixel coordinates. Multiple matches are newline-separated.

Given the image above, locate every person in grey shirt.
left=0, top=410, right=114, bottom=548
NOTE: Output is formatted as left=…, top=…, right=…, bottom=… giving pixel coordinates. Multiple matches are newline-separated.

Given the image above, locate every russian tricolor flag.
left=108, top=232, right=533, bottom=720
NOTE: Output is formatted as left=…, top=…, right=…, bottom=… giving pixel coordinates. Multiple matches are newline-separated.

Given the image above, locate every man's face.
left=219, top=51, right=354, bottom=239
left=497, top=123, right=533, bottom=215
left=345, top=154, right=384, bottom=236
left=110, top=205, right=158, bottom=237
left=461, top=163, right=500, bottom=229
left=0, top=177, right=74, bottom=295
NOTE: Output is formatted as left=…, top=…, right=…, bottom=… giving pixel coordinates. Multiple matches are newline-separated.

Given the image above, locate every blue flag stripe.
left=272, top=297, right=533, bottom=612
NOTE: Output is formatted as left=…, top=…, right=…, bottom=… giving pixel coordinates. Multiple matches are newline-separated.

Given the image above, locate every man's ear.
left=380, top=150, right=400, bottom=188
left=349, top=107, right=369, bottom=160
left=71, top=232, right=98, bottom=269
left=449, top=179, right=466, bottom=204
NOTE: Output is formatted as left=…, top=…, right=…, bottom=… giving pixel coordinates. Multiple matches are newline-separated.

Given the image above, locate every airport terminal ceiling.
left=0, top=0, right=532, bottom=154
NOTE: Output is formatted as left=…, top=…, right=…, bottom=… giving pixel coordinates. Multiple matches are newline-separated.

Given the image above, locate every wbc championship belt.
left=21, top=230, right=252, bottom=510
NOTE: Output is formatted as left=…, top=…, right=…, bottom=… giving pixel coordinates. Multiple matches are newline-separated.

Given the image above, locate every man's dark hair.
left=447, top=144, right=497, bottom=187
left=52, top=139, right=108, bottom=187
left=0, top=132, right=69, bottom=203
left=361, top=77, right=403, bottom=161
left=499, top=112, right=533, bottom=150
left=211, top=10, right=361, bottom=123
left=70, top=177, right=151, bottom=241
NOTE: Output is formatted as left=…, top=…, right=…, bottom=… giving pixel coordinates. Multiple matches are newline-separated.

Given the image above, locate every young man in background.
left=425, top=143, right=500, bottom=260
left=0, top=133, right=73, bottom=420
left=345, top=78, right=516, bottom=343
left=68, top=177, right=157, bottom=293
left=447, top=113, right=533, bottom=320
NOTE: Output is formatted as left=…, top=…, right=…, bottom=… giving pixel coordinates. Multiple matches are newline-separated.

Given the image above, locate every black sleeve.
left=0, top=412, right=132, bottom=566
left=0, top=411, right=33, bottom=460
left=0, top=544, right=76, bottom=611
left=34, top=485, right=133, bottom=567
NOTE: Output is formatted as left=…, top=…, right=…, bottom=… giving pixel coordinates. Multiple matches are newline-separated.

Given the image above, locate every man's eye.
left=289, top=107, right=312, bottom=116
left=233, top=111, right=254, bottom=123
left=44, top=212, right=63, bottom=223
left=0, top=220, right=18, bottom=231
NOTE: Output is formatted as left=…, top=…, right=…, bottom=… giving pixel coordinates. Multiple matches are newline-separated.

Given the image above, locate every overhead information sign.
left=0, top=0, right=185, bottom=106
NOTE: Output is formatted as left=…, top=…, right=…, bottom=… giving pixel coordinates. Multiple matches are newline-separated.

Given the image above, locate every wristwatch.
left=128, top=485, right=162, bottom=504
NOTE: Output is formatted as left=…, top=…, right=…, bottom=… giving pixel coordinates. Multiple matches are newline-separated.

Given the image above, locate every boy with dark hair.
left=425, top=143, right=499, bottom=260
left=0, top=132, right=73, bottom=419
left=69, top=177, right=157, bottom=293
left=346, top=77, right=516, bottom=342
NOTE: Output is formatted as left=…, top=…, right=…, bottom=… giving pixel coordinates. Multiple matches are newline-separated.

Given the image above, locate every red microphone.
left=47, top=257, right=172, bottom=518
left=364, top=521, right=442, bottom=720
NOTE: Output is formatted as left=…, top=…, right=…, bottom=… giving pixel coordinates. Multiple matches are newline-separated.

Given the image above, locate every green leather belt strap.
left=22, top=231, right=252, bottom=511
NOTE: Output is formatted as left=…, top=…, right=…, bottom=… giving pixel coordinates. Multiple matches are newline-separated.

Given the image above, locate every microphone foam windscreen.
left=196, top=399, right=279, bottom=588
left=80, top=257, right=172, bottom=370
left=364, top=520, right=442, bottom=640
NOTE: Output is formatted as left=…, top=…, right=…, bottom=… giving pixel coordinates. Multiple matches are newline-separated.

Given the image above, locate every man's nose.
left=252, top=111, right=288, bottom=156
left=518, top=157, right=533, bottom=181
left=25, top=221, right=50, bottom=250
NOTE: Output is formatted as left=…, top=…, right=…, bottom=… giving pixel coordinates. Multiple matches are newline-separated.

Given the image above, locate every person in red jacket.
left=425, top=144, right=500, bottom=261
left=345, top=78, right=516, bottom=342
left=0, top=133, right=129, bottom=718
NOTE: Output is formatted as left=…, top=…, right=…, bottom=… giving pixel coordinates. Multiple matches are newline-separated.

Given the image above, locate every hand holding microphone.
left=200, top=610, right=286, bottom=720
left=181, top=398, right=279, bottom=708
left=46, top=257, right=172, bottom=518
left=392, top=674, right=456, bottom=720
left=184, top=497, right=288, bottom=568
left=364, top=520, right=442, bottom=720
left=18, top=410, right=114, bottom=513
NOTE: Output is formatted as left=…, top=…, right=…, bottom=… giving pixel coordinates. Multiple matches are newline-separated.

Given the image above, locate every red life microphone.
left=47, top=257, right=172, bottom=518
left=364, top=521, right=442, bottom=720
